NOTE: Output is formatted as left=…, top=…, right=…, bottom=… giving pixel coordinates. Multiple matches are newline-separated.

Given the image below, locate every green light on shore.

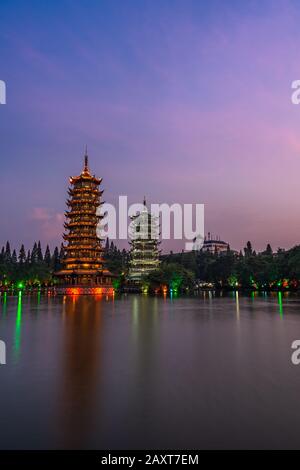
left=17, top=282, right=24, bottom=289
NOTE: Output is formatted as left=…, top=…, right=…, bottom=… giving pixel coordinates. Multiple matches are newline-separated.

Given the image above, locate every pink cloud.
left=31, top=208, right=64, bottom=242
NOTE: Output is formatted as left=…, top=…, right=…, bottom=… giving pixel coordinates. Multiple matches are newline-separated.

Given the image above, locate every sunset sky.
left=1, top=0, right=300, bottom=253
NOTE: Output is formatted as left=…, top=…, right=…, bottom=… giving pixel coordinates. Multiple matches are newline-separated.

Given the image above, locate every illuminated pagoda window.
left=128, top=198, right=160, bottom=283
left=55, top=150, right=112, bottom=287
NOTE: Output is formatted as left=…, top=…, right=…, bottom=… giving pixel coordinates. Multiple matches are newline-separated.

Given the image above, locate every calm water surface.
left=0, top=292, right=300, bottom=449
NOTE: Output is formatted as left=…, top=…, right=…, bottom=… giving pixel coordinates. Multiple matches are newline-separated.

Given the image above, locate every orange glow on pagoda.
left=55, top=150, right=113, bottom=292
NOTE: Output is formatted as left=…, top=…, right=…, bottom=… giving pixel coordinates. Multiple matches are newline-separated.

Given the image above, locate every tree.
left=44, top=245, right=51, bottom=267
left=11, top=249, right=17, bottom=265
left=145, top=263, right=195, bottom=292
left=31, top=242, right=38, bottom=264
left=59, top=243, right=65, bottom=262
left=265, top=243, right=273, bottom=256
left=37, top=241, right=43, bottom=263
left=19, top=244, right=26, bottom=264
left=0, top=247, right=4, bottom=264
left=244, top=241, right=253, bottom=257
left=51, top=247, right=60, bottom=271
left=4, top=241, right=11, bottom=263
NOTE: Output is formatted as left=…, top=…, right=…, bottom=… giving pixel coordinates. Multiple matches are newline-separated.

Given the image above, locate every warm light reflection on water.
left=56, top=296, right=104, bottom=448
left=235, top=291, right=240, bottom=320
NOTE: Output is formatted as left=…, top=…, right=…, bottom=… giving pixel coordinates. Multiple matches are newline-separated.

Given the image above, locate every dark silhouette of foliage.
left=1, top=238, right=300, bottom=291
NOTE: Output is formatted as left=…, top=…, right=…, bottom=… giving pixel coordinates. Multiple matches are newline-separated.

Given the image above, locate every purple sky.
left=1, top=0, right=300, bottom=253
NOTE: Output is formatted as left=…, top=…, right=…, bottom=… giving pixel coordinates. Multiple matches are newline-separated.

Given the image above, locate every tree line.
left=1, top=239, right=300, bottom=291
left=0, top=241, right=65, bottom=287
left=156, top=242, right=300, bottom=291
left=0, top=239, right=129, bottom=289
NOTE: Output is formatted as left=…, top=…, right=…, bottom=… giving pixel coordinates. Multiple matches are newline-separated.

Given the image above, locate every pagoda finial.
left=83, top=146, right=89, bottom=173
left=143, top=196, right=146, bottom=207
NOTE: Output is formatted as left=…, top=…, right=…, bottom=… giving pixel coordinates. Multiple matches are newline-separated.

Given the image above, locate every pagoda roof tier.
left=66, top=199, right=101, bottom=207
left=130, top=251, right=160, bottom=255
left=63, top=256, right=104, bottom=262
left=63, top=233, right=101, bottom=240
left=64, top=221, right=98, bottom=228
left=65, top=250, right=102, bottom=255
left=129, top=240, right=161, bottom=246
left=65, top=252, right=101, bottom=257
left=68, top=188, right=103, bottom=196
left=57, top=268, right=113, bottom=275
left=65, top=217, right=103, bottom=223
left=66, top=196, right=100, bottom=203
left=70, top=174, right=102, bottom=184
left=63, top=263, right=104, bottom=268
left=65, top=210, right=102, bottom=217
left=64, top=215, right=100, bottom=221
left=69, top=155, right=102, bottom=184
left=67, top=241, right=104, bottom=245
left=64, top=244, right=104, bottom=248
left=56, top=269, right=104, bottom=275
left=64, top=229, right=100, bottom=234
left=65, top=244, right=102, bottom=250
left=65, top=254, right=102, bottom=257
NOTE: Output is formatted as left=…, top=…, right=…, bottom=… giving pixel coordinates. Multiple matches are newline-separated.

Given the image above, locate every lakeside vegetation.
left=1, top=239, right=300, bottom=293
left=157, top=242, right=300, bottom=292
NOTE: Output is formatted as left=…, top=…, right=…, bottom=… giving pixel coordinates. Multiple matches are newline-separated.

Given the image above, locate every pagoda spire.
left=83, top=146, right=89, bottom=173
left=143, top=195, right=147, bottom=207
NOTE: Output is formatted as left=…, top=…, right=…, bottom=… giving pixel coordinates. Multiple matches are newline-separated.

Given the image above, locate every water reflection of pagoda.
left=55, top=151, right=113, bottom=294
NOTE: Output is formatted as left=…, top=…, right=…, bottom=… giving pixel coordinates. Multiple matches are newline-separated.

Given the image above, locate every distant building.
left=128, top=198, right=160, bottom=282
left=201, top=232, right=229, bottom=254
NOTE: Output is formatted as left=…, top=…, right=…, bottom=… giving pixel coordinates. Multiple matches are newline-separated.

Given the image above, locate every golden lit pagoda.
left=55, top=150, right=113, bottom=294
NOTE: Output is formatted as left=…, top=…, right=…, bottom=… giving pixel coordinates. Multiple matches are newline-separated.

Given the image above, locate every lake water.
left=0, top=291, right=300, bottom=449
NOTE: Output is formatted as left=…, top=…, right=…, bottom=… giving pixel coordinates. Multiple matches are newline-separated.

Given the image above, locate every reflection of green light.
left=37, top=289, right=41, bottom=305
left=2, top=292, right=7, bottom=316
left=14, top=291, right=22, bottom=359
left=278, top=291, right=283, bottom=319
